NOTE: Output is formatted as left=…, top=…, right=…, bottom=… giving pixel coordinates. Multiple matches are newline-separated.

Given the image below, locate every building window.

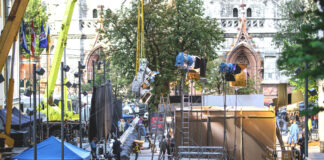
left=93, top=9, right=98, bottom=18
left=264, top=56, right=277, bottom=80
left=268, top=73, right=273, bottom=79
left=247, top=8, right=252, bottom=17
left=233, top=8, right=238, bottom=17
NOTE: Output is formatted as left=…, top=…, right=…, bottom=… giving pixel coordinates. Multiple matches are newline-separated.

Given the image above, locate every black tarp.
left=111, top=98, right=122, bottom=135
left=89, top=81, right=114, bottom=142
left=0, top=107, right=39, bottom=129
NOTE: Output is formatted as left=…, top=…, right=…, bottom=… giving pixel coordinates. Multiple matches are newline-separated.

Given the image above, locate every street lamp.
left=74, top=61, right=85, bottom=148
left=26, top=107, right=33, bottom=146
left=63, top=64, right=70, bottom=72
left=65, top=81, right=72, bottom=88
left=36, top=67, right=45, bottom=141
left=36, top=67, right=45, bottom=76
left=24, top=88, right=33, bottom=145
left=61, top=62, right=70, bottom=160
left=24, top=88, right=32, bottom=97
left=309, top=88, right=317, bottom=96
left=82, top=91, right=88, bottom=135
left=295, top=64, right=310, bottom=158
left=32, top=65, right=44, bottom=159
left=72, top=83, right=78, bottom=88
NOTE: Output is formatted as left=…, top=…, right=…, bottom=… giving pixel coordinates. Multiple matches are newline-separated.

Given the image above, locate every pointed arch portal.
left=226, top=43, right=261, bottom=78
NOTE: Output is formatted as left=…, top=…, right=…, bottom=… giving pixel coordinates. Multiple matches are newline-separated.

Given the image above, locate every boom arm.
left=45, top=0, right=77, bottom=100
left=0, top=0, right=29, bottom=72
left=0, top=0, right=29, bottom=149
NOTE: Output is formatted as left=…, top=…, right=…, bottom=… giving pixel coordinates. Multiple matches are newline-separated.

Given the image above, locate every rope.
left=135, top=0, right=145, bottom=76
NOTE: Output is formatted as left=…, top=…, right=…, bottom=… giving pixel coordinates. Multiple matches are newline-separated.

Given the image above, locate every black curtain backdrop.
left=89, top=81, right=114, bottom=142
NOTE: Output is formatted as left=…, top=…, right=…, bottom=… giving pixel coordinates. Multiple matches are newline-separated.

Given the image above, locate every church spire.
left=240, top=0, right=246, bottom=18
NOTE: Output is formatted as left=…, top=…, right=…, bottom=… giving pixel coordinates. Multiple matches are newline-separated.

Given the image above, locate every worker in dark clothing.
left=64, top=120, right=70, bottom=142
left=298, top=133, right=305, bottom=159
left=90, top=137, right=98, bottom=160
left=166, top=134, right=172, bottom=157
left=113, top=137, right=121, bottom=160
left=159, top=136, right=167, bottom=160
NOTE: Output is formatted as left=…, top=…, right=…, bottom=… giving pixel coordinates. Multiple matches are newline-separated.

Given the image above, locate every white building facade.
left=204, top=0, right=290, bottom=103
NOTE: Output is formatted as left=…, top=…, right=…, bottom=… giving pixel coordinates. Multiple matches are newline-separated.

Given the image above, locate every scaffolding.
left=176, top=70, right=225, bottom=159
left=178, top=146, right=224, bottom=159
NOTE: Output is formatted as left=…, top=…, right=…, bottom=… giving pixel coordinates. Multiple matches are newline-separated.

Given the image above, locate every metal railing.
left=178, top=146, right=225, bottom=159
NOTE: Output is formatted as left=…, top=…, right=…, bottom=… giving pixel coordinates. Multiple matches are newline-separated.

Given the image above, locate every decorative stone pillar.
left=318, top=80, right=324, bottom=153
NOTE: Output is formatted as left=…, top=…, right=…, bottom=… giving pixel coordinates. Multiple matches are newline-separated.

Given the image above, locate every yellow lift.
left=0, top=0, right=30, bottom=150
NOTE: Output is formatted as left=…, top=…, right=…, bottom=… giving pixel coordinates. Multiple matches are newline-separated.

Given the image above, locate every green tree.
left=274, top=0, right=324, bottom=80
left=100, top=0, right=224, bottom=111
left=204, top=59, right=223, bottom=95
left=289, top=78, right=318, bottom=102
left=22, top=0, right=48, bottom=57
left=274, top=0, right=324, bottom=115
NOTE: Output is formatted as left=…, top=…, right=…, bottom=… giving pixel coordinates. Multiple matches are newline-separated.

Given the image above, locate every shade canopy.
left=11, top=136, right=90, bottom=160
left=0, top=107, right=39, bottom=128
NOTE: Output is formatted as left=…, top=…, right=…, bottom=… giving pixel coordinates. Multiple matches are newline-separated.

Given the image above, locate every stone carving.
left=220, top=19, right=265, bottom=28
left=236, top=53, right=249, bottom=64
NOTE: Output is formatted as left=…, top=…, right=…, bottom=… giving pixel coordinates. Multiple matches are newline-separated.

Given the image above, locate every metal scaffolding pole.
left=61, top=62, right=65, bottom=160
left=78, top=61, right=82, bottom=149
left=305, top=63, right=309, bottom=158
left=33, top=64, right=37, bottom=160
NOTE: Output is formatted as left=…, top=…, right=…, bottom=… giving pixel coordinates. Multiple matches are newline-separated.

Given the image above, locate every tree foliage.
left=289, top=78, right=318, bottom=102
left=204, top=59, right=223, bottom=95
left=100, top=0, right=224, bottom=110
left=274, top=0, right=324, bottom=80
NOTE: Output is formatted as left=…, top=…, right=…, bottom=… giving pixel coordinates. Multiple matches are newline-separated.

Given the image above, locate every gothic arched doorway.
left=85, top=46, right=104, bottom=80
left=226, top=43, right=261, bottom=81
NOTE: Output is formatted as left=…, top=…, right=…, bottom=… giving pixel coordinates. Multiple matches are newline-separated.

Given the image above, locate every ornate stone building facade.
left=44, top=0, right=290, bottom=103
left=204, top=0, right=290, bottom=103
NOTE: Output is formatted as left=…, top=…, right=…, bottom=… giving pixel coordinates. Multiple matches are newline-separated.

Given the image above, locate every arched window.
left=93, top=9, right=98, bottom=18
left=247, top=8, right=252, bottom=17
left=233, top=8, right=238, bottom=17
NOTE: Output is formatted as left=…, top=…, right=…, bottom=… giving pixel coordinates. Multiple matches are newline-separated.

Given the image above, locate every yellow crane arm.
left=44, top=0, right=77, bottom=100
left=0, top=0, right=29, bottom=72
left=0, top=0, right=29, bottom=149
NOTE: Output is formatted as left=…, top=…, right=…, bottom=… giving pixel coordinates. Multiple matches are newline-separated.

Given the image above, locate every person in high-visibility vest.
left=133, top=142, right=140, bottom=160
